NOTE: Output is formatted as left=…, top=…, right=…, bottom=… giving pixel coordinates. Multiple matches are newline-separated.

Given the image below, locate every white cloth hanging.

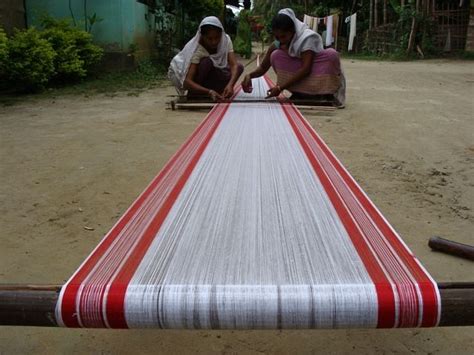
left=325, top=15, right=334, bottom=47
left=303, top=14, right=311, bottom=26
left=348, top=13, right=357, bottom=51
left=312, top=17, right=319, bottom=33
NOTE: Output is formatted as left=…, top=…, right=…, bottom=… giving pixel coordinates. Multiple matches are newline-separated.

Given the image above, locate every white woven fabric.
left=56, top=77, right=440, bottom=329
left=125, top=82, right=377, bottom=329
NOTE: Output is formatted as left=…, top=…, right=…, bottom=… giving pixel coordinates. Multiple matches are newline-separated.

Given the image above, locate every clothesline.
left=303, top=12, right=358, bottom=51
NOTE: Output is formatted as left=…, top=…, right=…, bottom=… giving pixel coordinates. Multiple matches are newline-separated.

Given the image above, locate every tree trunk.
left=374, top=0, right=379, bottom=27
left=407, top=0, right=420, bottom=54
left=383, top=0, right=387, bottom=25
left=351, top=0, right=357, bottom=14
left=369, top=0, right=374, bottom=29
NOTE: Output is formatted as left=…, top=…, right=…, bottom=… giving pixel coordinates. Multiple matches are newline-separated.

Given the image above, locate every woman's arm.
left=241, top=44, right=276, bottom=91
left=227, top=52, right=240, bottom=87
left=249, top=43, right=276, bottom=79
left=184, top=63, right=223, bottom=101
left=266, top=50, right=315, bottom=98
left=222, top=52, right=241, bottom=98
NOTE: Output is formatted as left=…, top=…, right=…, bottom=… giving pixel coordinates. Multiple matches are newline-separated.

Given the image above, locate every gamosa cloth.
left=56, top=77, right=440, bottom=329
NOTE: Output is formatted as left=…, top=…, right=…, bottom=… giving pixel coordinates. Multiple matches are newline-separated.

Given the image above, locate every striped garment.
left=56, top=77, right=440, bottom=329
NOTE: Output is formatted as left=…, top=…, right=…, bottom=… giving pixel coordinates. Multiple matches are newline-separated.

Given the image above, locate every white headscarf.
left=168, top=16, right=231, bottom=94
left=278, top=8, right=323, bottom=58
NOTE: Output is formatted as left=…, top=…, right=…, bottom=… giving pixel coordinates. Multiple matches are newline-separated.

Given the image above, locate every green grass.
left=0, top=60, right=167, bottom=106
left=342, top=51, right=421, bottom=61
left=449, top=51, right=474, bottom=60
left=343, top=51, right=474, bottom=61
left=47, top=60, right=167, bottom=96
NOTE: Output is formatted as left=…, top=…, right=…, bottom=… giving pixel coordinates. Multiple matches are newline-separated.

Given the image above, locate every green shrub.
left=40, top=17, right=103, bottom=82
left=6, top=28, right=56, bottom=90
left=41, top=27, right=86, bottom=81
left=178, top=0, right=225, bottom=44
left=234, top=10, right=252, bottom=59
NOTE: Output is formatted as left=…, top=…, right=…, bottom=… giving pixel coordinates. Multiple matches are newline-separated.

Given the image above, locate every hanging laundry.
left=304, top=14, right=311, bottom=26
left=312, top=17, right=319, bottom=33
left=444, top=28, right=452, bottom=52
left=346, top=13, right=357, bottom=51
left=325, top=15, right=334, bottom=47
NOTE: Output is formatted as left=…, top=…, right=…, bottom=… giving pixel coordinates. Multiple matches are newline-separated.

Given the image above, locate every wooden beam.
left=169, top=102, right=337, bottom=112
left=1, top=283, right=473, bottom=327
left=429, top=236, right=474, bottom=261
left=0, top=285, right=60, bottom=327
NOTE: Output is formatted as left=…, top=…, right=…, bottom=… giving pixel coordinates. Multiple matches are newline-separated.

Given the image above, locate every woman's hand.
left=222, top=84, right=234, bottom=99
left=241, top=74, right=253, bottom=93
left=209, top=89, right=224, bottom=102
left=265, top=85, right=282, bottom=99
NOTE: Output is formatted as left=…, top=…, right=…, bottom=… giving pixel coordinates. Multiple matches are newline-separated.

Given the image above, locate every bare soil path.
left=1, top=58, right=473, bottom=354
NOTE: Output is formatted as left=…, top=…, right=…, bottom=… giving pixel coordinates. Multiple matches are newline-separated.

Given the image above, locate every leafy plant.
left=86, top=13, right=103, bottom=33
left=176, top=0, right=225, bottom=45
left=40, top=16, right=103, bottom=82
left=390, top=4, right=438, bottom=57
left=154, top=2, right=176, bottom=64
left=0, top=27, right=7, bottom=77
left=185, top=0, right=224, bottom=22
left=234, top=10, right=252, bottom=59
left=5, top=28, right=56, bottom=91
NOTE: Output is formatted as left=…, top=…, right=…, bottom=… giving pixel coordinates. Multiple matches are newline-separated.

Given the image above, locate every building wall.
left=25, top=0, right=156, bottom=56
left=0, top=0, right=26, bottom=35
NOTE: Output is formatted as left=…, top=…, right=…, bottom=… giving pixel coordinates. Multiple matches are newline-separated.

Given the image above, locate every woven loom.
left=49, top=76, right=443, bottom=329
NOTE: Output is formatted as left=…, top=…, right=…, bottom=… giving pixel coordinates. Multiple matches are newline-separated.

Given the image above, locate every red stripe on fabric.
left=104, top=102, right=231, bottom=328
left=287, top=105, right=439, bottom=327
left=59, top=104, right=225, bottom=327
left=280, top=103, right=396, bottom=328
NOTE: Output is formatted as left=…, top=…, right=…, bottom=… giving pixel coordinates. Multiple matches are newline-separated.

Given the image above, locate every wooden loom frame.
left=2, top=83, right=472, bottom=328
left=0, top=282, right=472, bottom=327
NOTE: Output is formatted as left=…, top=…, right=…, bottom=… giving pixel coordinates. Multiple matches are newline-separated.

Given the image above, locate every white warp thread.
left=58, top=77, right=439, bottom=329
left=124, top=78, right=378, bottom=329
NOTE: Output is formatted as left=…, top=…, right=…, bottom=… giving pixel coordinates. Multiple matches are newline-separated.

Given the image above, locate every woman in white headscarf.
left=241, top=8, right=345, bottom=107
left=168, top=16, right=244, bottom=101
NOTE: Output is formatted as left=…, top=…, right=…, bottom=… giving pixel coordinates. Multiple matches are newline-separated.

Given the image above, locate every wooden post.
left=407, top=0, right=420, bottom=54
left=351, top=0, right=357, bottom=14
left=370, top=0, right=374, bottom=29
left=1, top=283, right=473, bottom=327
left=375, top=0, right=379, bottom=28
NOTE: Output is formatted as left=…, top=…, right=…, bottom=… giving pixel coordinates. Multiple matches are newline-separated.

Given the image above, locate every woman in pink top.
left=242, top=9, right=345, bottom=107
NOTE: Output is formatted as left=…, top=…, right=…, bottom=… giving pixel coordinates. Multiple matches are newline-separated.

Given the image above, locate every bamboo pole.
left=1, top=283, right=473, bottom=327
left=375, top=0, right=379, bottom=28
left=407, top=0, right=420, bottom=54
left=370, top=0, right=374, bottom=29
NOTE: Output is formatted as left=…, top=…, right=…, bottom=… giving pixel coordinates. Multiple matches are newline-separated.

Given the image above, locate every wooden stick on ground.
left=429, top=236, right=474, bottom=261
left=1, top=283, right=473, bottom=327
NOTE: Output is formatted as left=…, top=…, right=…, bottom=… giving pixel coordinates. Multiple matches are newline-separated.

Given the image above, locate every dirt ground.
left=0, top=58, right=473, bottom=354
